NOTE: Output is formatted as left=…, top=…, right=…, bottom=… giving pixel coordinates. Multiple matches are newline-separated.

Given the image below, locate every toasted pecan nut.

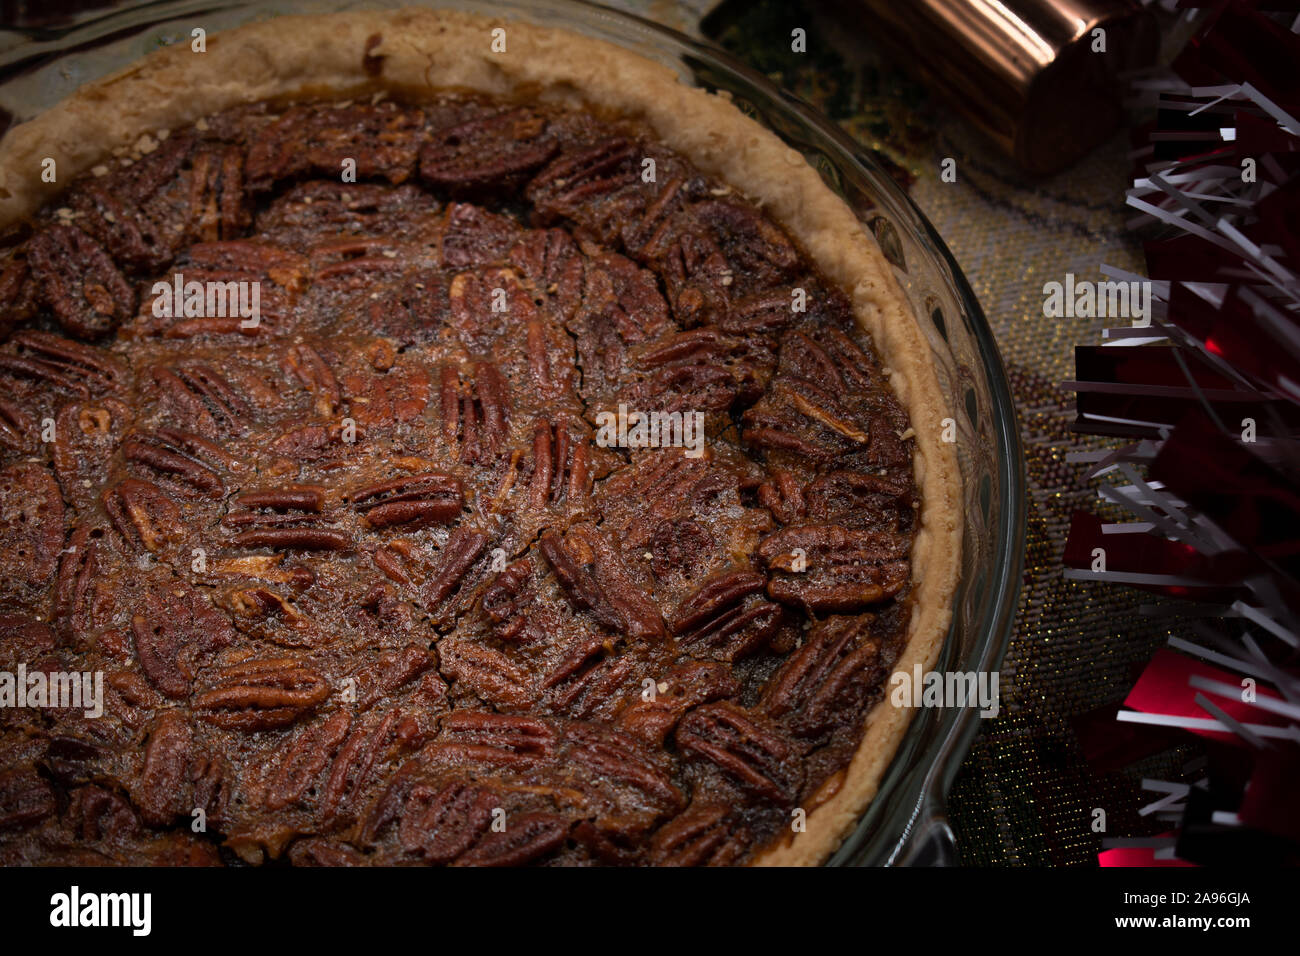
left=26, top=224, right=135, bottom=338
left=193, top=658, right=331, bottom=731
left=420, top=108, right=558, bottom=195
left=349, top=472, right=464, bottom=529
left=676, top=702, right=802, bottom=805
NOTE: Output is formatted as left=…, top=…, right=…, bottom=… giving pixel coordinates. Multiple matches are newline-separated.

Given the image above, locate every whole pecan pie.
left=0, top=9, right=960, bottom=866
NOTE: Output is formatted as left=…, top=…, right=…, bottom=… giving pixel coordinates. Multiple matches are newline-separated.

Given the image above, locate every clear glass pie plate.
left=0, top=0, right=1026, bottom=866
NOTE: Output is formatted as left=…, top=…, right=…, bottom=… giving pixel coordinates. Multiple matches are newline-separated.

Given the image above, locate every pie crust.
left=0, top=7, right=961, bottom=866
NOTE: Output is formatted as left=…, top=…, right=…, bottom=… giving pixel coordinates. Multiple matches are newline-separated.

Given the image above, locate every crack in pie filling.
left=0, top=10, right=961, bottom=866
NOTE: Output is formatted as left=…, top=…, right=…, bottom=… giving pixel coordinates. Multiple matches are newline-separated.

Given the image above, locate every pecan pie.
left=0, top=9, right=960, bottom=865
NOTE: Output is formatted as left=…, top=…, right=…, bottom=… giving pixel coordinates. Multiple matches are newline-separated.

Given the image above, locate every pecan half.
left=340, top=362, right=430, bottom=431
left=281, top=343, right=342, bottom=418
left=0, top=330, right=126, bottom=396
left=182, top=239, right=308, bottom=293
left=617, top=660, right=740, bottom=747
left=420, top=108, right=557, bottom=195
left=321, top=710, right=402, bottom=823
left=691, top=198, right=799, bottom=289
left=439, top=640, right=536, bottom=712
left=422, top=525, right=491, bottom=610
left=540, top=637, right=636, bottom=720
left=356, top=644, right=437, bottom=710
left=757, top=524, right=910, bottom=613
left=68, top=182, right=181, bottom=275
left=440, top=361, right=510, bottom=464
left=151, top=364, right=252, bottom=437
left=742, top=324, right=907, bottom=467
left=256, top=180, right=439, bottom=246
left=52, top=398, right=130, bottom=510
left=226, top=527, right=351, bottom=552
left=131, top=581, right=237, bottom=698
left=716, top=286, right=803, bottom=336
left=222, top=486, right=350, bottom=552
left=218, top=586, right=309, bottom=633
left=568, top=251, right=675, bottom=405
left=0, top=395, right=35, bottom=453
left=264, top=710, right=352, bottom=810
left=572, top=818, right=644, bottom=865
left=0, top=463, right=65, bottom=606
left=624, top=192, right=734, bottom=326
left=761, top=614, right=887, bottom=737
left=232, top=486, right=326, bottom=512
left=646, top=802, right=750, bottom=867
left=287, top=838, right=368, bottom=867
left=102, top=478, right=184, bottom=554
left=539, top=526, right=664, bottom=640
left=349, top=472, right=464, bottom=530
left=53, top=523, right=106, bottom=642
left=0, top=250, right=38, bottom=333
left=245, top=102, right=426, bottom=188
left=527, top=418, right=592, bottom=509
left=427, top=711, right=558, bottom=770
left=756, top=467, right=807, bottom=524
left=508, top=228, right=585, bottom=322
left=187, top=145, right=251, bottom=242
left=308, top=236, right=410, bottom=288
left=805, top=468, right=915, bottom=534
left=565, top=723, right=684, bottom=811
left=480, top=558, right=549, bottom=645
left=667, top=569, right=787, bottom=662
left=0, top=767, right=56, bottom=832
left=136, top=711, right=193, bottom=827
left=152, top=241, right=305, bottom=337
left=364, top=271, right=448, bottom=345
left=526, top=138, right=642, bottom=227
left=440, top=203, right=524, bottom=270
left=629, top=326, right=774, bottom=413
left=675, top=702, right=802, bottom=804
left=453, top=812, right=569, bottom=867
left=66, top=785, right=139, bottom=843
left=193, top=658, right=331, bottom=731
left=397, top=781, right=498, bottom=863
left=123, top=427, right=229, bottom=499
left=26, top=224, right=135, bottom=338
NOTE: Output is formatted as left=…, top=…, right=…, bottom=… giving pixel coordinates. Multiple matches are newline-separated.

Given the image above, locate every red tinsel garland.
left=1063, top=0, right=1300, bottom=866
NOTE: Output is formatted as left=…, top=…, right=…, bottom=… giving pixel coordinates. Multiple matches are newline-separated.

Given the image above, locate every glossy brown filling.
left=0, top=93, right=916, bottom=865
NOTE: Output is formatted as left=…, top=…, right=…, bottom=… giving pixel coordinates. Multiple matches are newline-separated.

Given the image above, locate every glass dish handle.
left=896, top=797, right=959, bottom=867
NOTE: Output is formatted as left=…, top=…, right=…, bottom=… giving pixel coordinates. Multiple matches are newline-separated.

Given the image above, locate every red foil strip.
left=1238, top=747, right=1300, bottom=843
left=1099, top=843, right=1197, bottom=866
left=1124, top=648, right=1290, bottom=746
left=1063, top=510, right=1249, bottom=602
left=1070, top=346, right=1299, bottom=439
left=1173, top=1, right=1300, bottom=117
left=1151, top=412, right=1300, bottom=588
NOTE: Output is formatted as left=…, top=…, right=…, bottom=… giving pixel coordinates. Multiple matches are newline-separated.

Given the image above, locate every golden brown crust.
left=0, top=7, right=962, bottom=866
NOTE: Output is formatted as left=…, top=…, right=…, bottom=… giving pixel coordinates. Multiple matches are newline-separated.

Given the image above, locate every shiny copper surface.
left=845, top=0, right=1157, bottom=172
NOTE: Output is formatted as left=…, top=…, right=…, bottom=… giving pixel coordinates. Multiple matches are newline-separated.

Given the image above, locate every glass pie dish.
left=0, top=0, right=1026, bottom=867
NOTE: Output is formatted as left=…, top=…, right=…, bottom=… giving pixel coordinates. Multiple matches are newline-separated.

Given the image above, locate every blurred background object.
left=815, top=0, right=1159, bottom=173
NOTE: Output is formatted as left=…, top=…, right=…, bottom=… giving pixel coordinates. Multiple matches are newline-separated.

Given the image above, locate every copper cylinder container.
left=840, top=0, right=1159, bottom=173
